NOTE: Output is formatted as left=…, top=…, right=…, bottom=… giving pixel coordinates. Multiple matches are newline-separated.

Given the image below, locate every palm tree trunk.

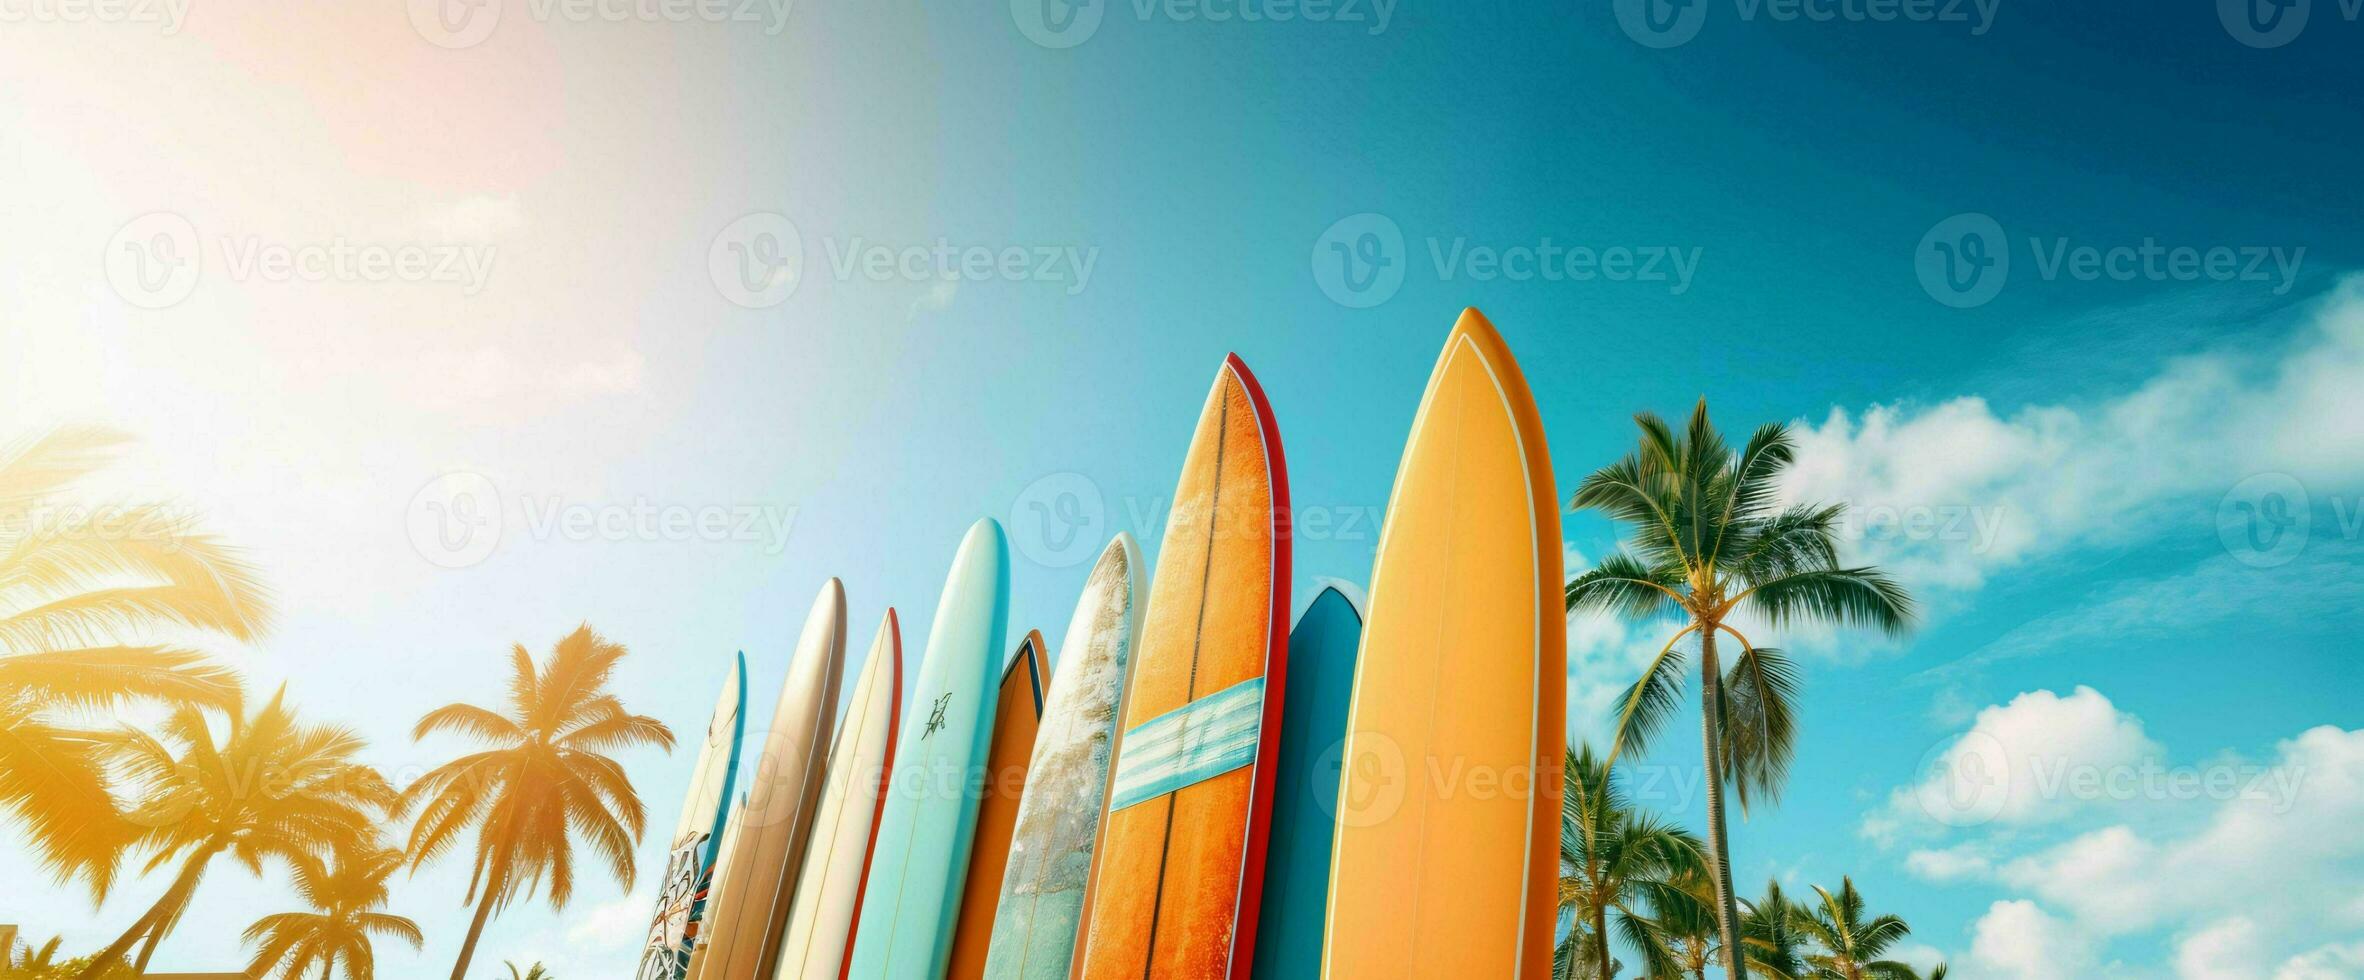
left=449, top=871, right=505, bottom=980
left=80, top=838, right=223, bottom=977
left=1696, top=626, right=1746, bottom=980
left=322, top=950, right=336, bottom=980
left=1593, top=902, right=1613, bottom=979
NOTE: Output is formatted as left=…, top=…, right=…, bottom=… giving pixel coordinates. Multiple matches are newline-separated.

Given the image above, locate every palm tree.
left=0, top=426, right=271, bottom=897
left=5, top=934, right=65, bottom=977
left=398, top=625, right=674, bottom=980
left=1657, top=887, right=1723, bottom=980
left=1555, top=745, right=1712, bottom=980
left=243, top=847, right=424, bottom=979
left=78, top=688, right=394, bottom=976
left=1793, top=878, right=1923, bottom=980
left=1566, top=401, right=1915, bottom=978
left=503, top=961, right=554, bottom=980
left=1739, top=880, right=1812, bottom=980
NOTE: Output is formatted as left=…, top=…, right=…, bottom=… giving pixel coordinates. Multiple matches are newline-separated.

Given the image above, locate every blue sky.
left=4, top=2, right=2362, bottom=977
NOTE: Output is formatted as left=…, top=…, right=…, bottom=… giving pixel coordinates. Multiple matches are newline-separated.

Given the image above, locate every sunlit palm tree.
left=1794, top=877, right=1924, bottom=980
left=78, top=688, right=393, bottom=977
left=5, top=934, right=65, bottom=975
left=1554, top=745, right=1711, bottom=980
left=1658, top=883, right=1723, bottom=980
left=243, top=847, right=423, bottom=979
left=1566, top=401, right=1915, bottom=978
left=0, top=426, right=271, bottom=897
left=397, top=625, right=674, bottom=980
left=503, top=961, right=554, bottom=980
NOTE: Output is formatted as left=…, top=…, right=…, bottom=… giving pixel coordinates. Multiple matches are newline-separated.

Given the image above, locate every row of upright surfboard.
left=634, top=309, right=1567, bottom=980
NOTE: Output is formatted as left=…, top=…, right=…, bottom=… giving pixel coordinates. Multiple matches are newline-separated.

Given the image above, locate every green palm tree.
left=77, top=688, right=394, bottom=977
left=1794, top=877, right=1923, bottom=980
left=243, top=847, right=424, bottom=979
left=1555, top=745, right=1712, bottom=980
left=398, top=625, right=674, bottom=980
left=1566, top=401, right=1915, bottom=978
left=502, top=961, right=553, bottom=980
left=0, top=427, right=270, bottom=898
left=1739, top=880, right=1812, bottom=980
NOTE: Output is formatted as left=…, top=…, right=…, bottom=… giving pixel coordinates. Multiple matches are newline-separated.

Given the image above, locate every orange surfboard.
left=947, top=634, right=1050, bottom=979
left=1072, top=354, right=1290, bottom=980
left=1322, top=309, right=1565, bottom=979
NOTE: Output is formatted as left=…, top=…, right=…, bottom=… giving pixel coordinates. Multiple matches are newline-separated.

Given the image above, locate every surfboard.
left=946, top=633, right=1050, bottom=979
left=690, top=580, right=850, bottom=980
left=771, top=610, right=903, bottom=980
left=1072, top=354, right=1291, bottom=980
left=981, top=535, right=1144, bottom=980
left=638, top=654, right=749, bottom=980
left=1322, top=308, right=1566, bottom=979
left=1251, top=585, right=1363, bottom=979
left=844, top=518, right=1012, bottom=980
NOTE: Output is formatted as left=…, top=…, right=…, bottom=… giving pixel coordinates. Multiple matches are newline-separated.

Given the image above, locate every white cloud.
left=1874, top=686, right=2160, bottom=835
left=2275, top=940, right=2364, bottom=980
left=2178, top=917, right=2269, bottom=980
left=1780, top=277, right=2364, bottom=599
left=1905, top=842, right=1993, bottom=883
left=1899, top=710, right=2364, bottom=974
left=1970, top=900, right=2098, bottom=980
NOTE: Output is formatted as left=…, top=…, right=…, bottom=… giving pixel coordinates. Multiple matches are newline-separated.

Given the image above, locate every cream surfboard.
left=1073, top=355, right=1291, bottom=980
left=845, top=519, right=1012, bottom=979
left=691, top=580, right=850, bottom=980
left=638, top=655, right=749, bottom=980
left=946, top=633, right=1049, bottom=979
left=771, top=610, right=903, bottom=980
left=1322, top=308, right=1566, bottom=979
left=981, top=535, right=1143, bottom=980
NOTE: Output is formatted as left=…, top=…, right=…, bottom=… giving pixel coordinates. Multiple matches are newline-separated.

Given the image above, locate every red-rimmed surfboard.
left=1322, top=308, right=1565, bottom=979
left=771, top=611, right=902, bottom=980
left=1071, top=354, right=1290, bottom=980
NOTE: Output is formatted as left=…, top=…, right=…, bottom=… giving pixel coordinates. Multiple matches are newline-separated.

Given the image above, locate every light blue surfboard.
left=845, top=518, right=1011, bottom=980
left=1250, top=585, right=1364, bottom=979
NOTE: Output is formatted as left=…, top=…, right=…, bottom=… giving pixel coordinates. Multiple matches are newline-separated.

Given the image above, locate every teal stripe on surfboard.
left=1250, top=585, right=1363, bottom=978
left=843, top=519, right=1010, bottom=980
left=1107, top=676, right=1266, bottom=813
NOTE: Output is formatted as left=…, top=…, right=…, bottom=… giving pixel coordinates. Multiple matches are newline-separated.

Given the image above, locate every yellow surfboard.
left=1323, top=309, right=1565, bottom=979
